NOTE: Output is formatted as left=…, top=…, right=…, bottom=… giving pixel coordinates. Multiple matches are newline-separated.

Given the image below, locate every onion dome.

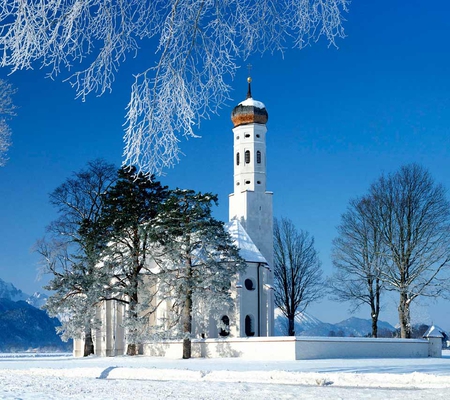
left=231, top=77, right=268, bottom=127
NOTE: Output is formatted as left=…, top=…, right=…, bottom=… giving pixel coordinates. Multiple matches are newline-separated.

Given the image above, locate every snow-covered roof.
left=225, top=220, right=268, bottom=264
left=423, top=325, right=445, bottom=338
left=238, top=98, right=266, bottom=109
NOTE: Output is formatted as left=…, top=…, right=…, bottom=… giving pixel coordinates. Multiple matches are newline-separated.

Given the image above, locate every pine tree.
left=99, top=166, right=169, bottom=355
left=155, top=190, right=246, bottom=359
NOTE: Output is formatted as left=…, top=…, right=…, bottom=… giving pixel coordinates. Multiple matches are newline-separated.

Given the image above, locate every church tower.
left=229, top=77, right=273, bottom=269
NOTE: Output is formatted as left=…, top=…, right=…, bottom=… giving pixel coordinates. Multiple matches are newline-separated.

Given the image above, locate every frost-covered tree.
left=0, top=1, right=348, bottom=174
left=273, top=217, right=323, bottom=336
left=156, top=189, right=246, bottom=359
left=37, top=159, right=117, bottom=356
left=0, top=79, right=16, bottom=166
left=330, top=196, right=386, bottom=337
left=98, top=166, right=170, bottom=356
left=369, top=164, right=450, bottom=338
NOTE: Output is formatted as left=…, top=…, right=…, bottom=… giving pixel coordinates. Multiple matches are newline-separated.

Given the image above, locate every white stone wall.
left=142, top=336, right=434, bottom=360
left=232, top=123, right=268, bottom=192
left=229, top=190, right=274, bottom=269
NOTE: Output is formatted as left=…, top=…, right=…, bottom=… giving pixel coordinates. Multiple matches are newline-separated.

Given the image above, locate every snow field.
left=0, top=351, right=449, bottom=399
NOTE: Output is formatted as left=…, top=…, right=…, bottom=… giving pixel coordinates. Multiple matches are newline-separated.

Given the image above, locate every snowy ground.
left=0, top=351, right=449, bottom=399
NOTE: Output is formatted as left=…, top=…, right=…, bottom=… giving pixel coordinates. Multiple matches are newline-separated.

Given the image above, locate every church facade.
left=73, top=78, right=274, bottom=357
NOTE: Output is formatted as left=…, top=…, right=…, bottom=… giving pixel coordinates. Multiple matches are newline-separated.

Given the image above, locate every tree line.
left=39, top=161, right=450, bottom=358
left=37, top=159, right=245, bottom=358
left=274, top=164, right=450, bottom=339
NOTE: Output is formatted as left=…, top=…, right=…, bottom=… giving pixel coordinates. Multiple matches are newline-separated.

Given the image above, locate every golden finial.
left=246, top=63, right=253, bottom=99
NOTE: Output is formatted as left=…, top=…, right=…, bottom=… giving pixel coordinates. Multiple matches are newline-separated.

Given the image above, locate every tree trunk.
left=371, top=278, right=381, bottom=338
left=182, top=254, right=193, bottom=359
left=371, top=314, right=378, bottom=338
left=183, top=337, right=191, bottom=359
left=398, top=292, right=411, bottom=338
left=127, top=343, right=138, bottom=356
left=182, top=291, right=193, bottom=359
left=126, top=287, right=139, bottom=356
left=288, top=315, right=295, bottom=336
left=83, top=326, right=95, bottom=356
left=370, top=296, right=378, bottom=338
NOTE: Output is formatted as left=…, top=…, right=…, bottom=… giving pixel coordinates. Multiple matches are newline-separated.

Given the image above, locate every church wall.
left=229, top=190, right=274, bottom=268
left=142, top=336, right=434, bottom=360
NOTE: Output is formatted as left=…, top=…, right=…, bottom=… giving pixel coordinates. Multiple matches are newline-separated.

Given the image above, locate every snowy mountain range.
left=0, top=278, right=70, bottom=352
left=0, top=278, right=48, bottom=309
left=274, top=308, right=396, bottom=337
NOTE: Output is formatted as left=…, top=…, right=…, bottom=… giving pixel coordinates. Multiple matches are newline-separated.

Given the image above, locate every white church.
left=73, top=79, right=444, bottom=360
left=74, top=77, right=275, bottom=357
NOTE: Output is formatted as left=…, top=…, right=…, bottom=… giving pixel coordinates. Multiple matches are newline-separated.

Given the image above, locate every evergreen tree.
left=99, top=166, right=169, bottom=355
left=155, top=190, right=246, bottom=359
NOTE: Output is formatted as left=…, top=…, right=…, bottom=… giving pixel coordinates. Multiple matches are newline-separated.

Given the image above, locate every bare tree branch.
left=369, top=164, right=450, bottom=338
left=273, top=217, right=323, bottom=336
left=0, top=78, right=16, bottom=166
left=330, top=196, right=385, bottom=337
left=0, top=1, right=348, bottom=174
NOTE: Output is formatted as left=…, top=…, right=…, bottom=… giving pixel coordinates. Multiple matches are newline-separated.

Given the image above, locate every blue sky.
left=1, top=1, right=450, bottom=330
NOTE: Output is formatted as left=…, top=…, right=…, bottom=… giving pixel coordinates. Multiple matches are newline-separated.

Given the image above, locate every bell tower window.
left=245, top=150, right=250, bottom=164
left=236, top=152, right=240, bottom=166
left=256, top=151, right=261, bottom=164
left=245, top=315, right=255, bottom=337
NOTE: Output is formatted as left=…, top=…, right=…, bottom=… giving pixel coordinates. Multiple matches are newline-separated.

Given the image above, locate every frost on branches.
left=0, top=0, right=349, bottom=174
left=0, top=79, right=16, bottom=166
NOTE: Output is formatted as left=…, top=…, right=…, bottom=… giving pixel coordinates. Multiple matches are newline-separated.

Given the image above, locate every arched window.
left=245, top=315, right=255, bottom=337
left=256, top=151, right=261, bottom=164
left=244, top=278, right=255, bottom=291
left=219, top=315, right=230, bottom=337
left=236, top=152, right=240, bottom=166
left=245, top=150, right=250, bottom=164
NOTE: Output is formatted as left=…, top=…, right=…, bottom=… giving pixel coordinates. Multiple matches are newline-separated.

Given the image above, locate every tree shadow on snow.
left=97, top=366, right=118, bottom=379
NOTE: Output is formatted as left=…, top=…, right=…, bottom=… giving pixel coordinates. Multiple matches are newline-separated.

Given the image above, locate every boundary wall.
left=142, top=336, right=435, bottom=360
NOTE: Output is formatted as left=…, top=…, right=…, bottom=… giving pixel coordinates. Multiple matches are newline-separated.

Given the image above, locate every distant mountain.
left=0, top=278, right=28, bottom=302
left=0, top=298, right=71, bottom=352
left=0, top=278, right=68, bottom=352
left=274, top=308, right=396, bottom=337
left=0, top=278, right=48, bottom=309
left=25, top=292, right=49, bottom=309
left=334, top=317, right=396, bottom=337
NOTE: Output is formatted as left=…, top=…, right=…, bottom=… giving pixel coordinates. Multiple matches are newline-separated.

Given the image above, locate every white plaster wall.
left=232, top=124, right=267, bottom=192
left=73, top=339, right=84, bottom=358
left=229, top=190, right=274, bottom=268
left=294, top=337, right=428, bottom=359
left=142, top=336, right=433, bottom=360
left=428, top=337, right=443, bottom=358
left=239, top=265, right=259, bottom=337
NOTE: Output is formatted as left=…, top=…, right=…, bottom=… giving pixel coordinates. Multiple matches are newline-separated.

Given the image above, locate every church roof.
left=423, top=325, right=445, bottom=338
left=231, top=77, right=268, bottom=128
left=225, top=220, right=268, bottom=264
